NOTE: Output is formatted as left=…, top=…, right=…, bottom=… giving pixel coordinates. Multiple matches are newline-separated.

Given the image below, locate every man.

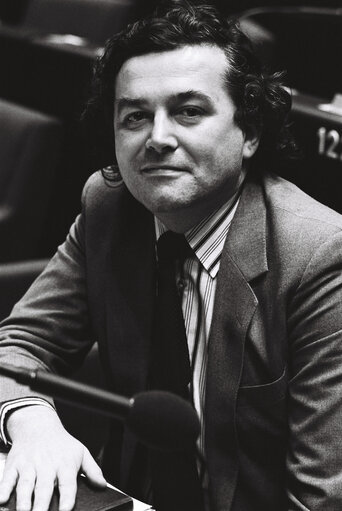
left=1, top=2, right=342, bottom=510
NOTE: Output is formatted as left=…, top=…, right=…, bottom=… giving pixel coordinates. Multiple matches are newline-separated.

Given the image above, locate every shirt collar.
left=154, top=189, right=241, bottom=278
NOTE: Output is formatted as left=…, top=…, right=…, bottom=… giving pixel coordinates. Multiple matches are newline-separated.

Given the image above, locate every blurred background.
left=0, top=0, right=341, bottom=266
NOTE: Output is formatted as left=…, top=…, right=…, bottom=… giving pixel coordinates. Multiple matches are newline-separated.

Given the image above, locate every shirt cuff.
left=0, top=398, right=56, bottom=445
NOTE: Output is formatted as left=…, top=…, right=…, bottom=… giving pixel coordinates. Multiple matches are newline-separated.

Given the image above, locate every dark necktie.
left=149, top=231, right=191, bottom=397
left=149, top=231, right=204, bottom=511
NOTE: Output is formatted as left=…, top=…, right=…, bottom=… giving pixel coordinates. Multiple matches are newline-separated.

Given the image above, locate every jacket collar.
left=225, top=173, right=268, bottom=283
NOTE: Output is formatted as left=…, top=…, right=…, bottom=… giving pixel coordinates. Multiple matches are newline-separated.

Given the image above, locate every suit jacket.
left=1, top=169, right=342, bottom=511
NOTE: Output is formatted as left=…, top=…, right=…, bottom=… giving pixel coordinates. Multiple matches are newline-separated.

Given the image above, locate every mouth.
left=141, top=165, right=188, bottom=174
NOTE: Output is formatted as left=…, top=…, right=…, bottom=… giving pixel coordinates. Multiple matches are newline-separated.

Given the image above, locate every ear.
left=242, top=126, right=260, bottom=160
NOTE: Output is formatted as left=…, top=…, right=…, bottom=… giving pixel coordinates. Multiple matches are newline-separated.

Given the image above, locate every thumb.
left=81, top=448, right=107, bottom=488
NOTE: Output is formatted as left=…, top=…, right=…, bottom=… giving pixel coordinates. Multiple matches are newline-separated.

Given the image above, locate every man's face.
left=114, top=44, right=258, bottom=230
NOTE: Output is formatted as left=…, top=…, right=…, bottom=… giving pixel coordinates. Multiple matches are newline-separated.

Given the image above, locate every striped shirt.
left=0, top=192, right=240, bottom=467
left=155, top=191, right=241, bottom=486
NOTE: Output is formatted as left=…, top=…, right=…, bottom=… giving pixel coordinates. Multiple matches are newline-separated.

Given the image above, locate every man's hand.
left=0, top=405, right=107, bottom=511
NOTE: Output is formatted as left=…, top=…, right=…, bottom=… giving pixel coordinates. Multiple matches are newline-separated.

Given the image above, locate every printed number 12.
left=317, top=126, right=341, bottom=160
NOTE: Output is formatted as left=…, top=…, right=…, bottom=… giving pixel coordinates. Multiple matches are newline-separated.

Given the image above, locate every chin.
left=146, top=193, right=194, bottom=214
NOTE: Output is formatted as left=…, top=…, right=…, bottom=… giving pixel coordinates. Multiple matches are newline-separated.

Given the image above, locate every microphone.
left=0, top=364, right=200, bottom=451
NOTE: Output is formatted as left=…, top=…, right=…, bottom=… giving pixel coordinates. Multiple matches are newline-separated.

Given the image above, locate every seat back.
left=238, top=7, right=342, bottom=213
left=239, top=7, right=342, bottom=98
left=22, top=0, right=137, bottom=45
left=0, top=0, right=29, bottom=24
left=0, top=99, right=63, bottom=261
left=0, top=258, right=48, bottom=319
left=282, top=93, right=342, bottom=214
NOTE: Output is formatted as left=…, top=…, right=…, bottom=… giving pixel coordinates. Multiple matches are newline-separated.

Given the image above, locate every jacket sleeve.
left=287, top=230, right=342, bottom=510
left=0, top=180, right=94, bottom=405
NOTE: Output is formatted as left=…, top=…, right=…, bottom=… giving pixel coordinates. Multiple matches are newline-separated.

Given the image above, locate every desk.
left=0, top=452, right=152, bottom=511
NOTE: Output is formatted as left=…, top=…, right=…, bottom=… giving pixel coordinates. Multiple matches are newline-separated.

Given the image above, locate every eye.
left=181, top=106, right=203, bottom=116
left=123, top=111, right=149, bottom=128
left=176, top=106, right=204, bottom=123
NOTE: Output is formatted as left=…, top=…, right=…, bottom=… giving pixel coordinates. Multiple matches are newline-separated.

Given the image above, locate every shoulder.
left=80, top=168, right=137, bottom=221
left=258, top=173, right=342, bottom=282
left=79, top=168, right=153, bottom=229
left=263, top=173, right=342, bottom=241
left=81, top=167, right=126, bottom=206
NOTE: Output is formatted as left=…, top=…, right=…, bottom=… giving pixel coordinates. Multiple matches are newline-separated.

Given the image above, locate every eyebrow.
left=115, top=90, right=213, bottom=114
left=115, top=97, right=148, bottom=114
left=174, top=90, right=213, bottom=105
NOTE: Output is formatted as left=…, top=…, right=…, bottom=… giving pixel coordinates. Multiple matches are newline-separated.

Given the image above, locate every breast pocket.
left=236, top=368, right=288, bottom=463
left=238, top=367, right=288, bottom=408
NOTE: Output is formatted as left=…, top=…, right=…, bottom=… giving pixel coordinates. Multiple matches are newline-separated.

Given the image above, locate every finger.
left=81, top=449, right=107, bottom=487
left=57, top=470, right=78, bottom=511
left=15, top=467, right=36, bottom=511
left=31, top=472, right=55, bottom=511
left=0, top=465, right=18, bottom=503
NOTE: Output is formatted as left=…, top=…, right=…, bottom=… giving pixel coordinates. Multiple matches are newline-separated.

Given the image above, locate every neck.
left=156, top=183, right=243, bottom=234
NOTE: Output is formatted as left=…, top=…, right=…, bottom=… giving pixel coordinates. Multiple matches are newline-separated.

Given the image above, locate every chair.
left=238, top=6, right=342, bottom=213
left=0, top=1, right=131, bottom=255
left=0, top=258, right=48, bottom=319
left=0, top=99, right=63, bottom=262
left=238, top=6, right=342, bottom=99
left=0, top=0, right=29, bottom=25
left=10, top=0, right=137, bottom=46
left=281, top=92, right=342, bottom=214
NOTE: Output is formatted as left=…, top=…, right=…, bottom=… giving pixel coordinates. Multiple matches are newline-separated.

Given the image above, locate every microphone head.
left=126, top=391, right=200, bottom=452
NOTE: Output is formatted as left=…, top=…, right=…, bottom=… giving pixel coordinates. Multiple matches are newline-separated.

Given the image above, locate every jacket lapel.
left=104, top=190, right=156, bottom=397
left=205, top=175, right=268, bottom=511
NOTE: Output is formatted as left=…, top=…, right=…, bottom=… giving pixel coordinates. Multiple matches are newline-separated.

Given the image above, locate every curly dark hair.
left=83, top=0, right=297, bottom=178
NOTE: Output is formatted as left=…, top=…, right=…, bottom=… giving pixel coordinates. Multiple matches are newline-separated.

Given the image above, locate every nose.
left=145, top=111, right=178, bottom=154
